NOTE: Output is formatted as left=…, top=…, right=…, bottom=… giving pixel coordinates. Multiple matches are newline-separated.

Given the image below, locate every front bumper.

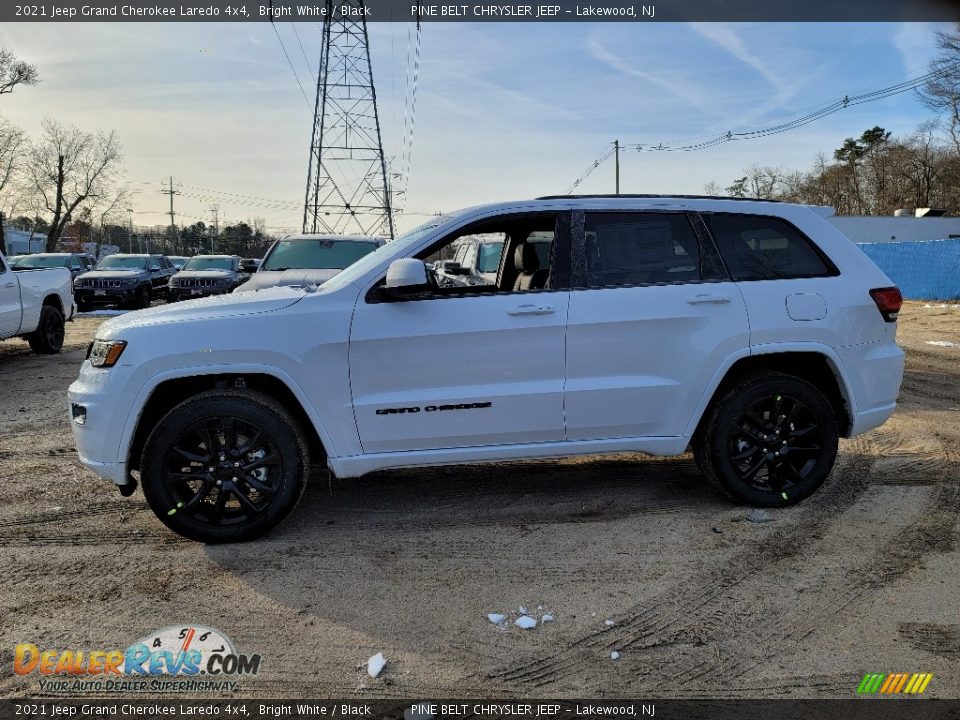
left=68, top=363, right=135, bottom=488
left=75, top=287, right=138, bottom=306
left=168, top=286, right=233, bottom=301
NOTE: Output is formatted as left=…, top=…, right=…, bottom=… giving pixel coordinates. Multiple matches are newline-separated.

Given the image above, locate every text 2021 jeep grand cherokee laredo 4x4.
left=68, top=196, right=905, bottom=543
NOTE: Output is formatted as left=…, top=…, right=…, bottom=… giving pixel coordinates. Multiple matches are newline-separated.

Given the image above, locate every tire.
left=27, top=305, right=65, bottom=354
left=692, top=371, right=839, bottom=507
left=140, top=390, right=309, bottom=543
left=132, top=285, right=151, bottom=309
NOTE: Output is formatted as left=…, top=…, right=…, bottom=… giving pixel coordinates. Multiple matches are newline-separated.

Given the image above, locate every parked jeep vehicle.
left=68, top=196, right=904, bottom=543
left=168, top=255, right=248, bottom=301
left=0, top=250, right=76, bottom=354
left=235, top=234, right=384, bottom=292
left=74, top=254, right=174, bottom=311
left=239, top=257, right=261, bottom=274
left=10, top=252, right=95, bottom=281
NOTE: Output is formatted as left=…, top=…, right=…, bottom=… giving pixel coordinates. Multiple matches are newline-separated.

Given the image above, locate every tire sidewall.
left=30, top=306, right=64, bottom=353
left=709, top=376, right=839, bottom=507
left=141, top=394, right=307, bottom=543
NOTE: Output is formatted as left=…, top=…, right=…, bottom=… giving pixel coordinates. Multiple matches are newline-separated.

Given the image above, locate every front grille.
left=178, top=278, right=219, bottom=288
left=86, top=279, right=123, bottom=288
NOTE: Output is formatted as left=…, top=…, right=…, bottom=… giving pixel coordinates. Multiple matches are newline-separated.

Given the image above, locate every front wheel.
left=140, top=390, right=309, bottom=543
left=693, top=371, right=839, bottom=507
left=27, top=305, right=65, bottom=354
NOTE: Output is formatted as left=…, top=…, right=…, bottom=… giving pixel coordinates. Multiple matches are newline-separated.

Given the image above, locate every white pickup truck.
left=0, top=250, right=76, bottom=354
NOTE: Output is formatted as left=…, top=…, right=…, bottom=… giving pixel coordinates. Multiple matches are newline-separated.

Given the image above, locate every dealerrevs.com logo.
left=14, top=625, right=261, bottom=693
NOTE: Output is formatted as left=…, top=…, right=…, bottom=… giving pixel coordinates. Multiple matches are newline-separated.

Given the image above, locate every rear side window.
left=704, top=214, right=835, bottom=281
left=584, top=212, right=701, bottom=287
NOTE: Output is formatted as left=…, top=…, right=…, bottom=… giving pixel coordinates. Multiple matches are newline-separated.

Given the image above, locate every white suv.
left=68, top=196, right=905, bottom=542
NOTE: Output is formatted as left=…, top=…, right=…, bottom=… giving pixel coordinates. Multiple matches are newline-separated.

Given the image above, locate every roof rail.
left=535, top=194, right=782, bottom=203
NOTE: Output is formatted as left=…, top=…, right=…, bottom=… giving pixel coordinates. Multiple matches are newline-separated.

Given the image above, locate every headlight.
left=87, top=339, right=127, bottom=368
left=169, top=278, right=179, bottom=287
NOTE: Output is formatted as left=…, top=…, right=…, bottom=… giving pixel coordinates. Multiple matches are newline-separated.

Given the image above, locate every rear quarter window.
left=703, top=213, right=836, bottom=281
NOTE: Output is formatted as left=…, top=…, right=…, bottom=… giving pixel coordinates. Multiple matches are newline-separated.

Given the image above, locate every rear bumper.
left=835, top=340, right=905, bottom=436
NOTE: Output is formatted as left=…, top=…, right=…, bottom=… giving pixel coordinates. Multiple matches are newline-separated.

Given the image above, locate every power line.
left=267, top=6, right=313, bottom=111
left=566, top=61, right=960, bottom=189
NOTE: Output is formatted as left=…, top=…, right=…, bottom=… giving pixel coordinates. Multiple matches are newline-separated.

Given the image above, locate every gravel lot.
left=1, top=302, right=958, bottom=699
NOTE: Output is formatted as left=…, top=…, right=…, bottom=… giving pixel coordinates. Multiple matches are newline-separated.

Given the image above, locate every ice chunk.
left=514, top=616, right=537, bottom=629
left=487, top=613, right=507, bottom=625
left=519, top=606, right=528, bottom=614
left=542, top=614, right=554, bottom=623
left=605, top=619, right=615, bottom=627
left=611, top=651, right=620, bottom=660
left=366, top=652, right=386, bottom=678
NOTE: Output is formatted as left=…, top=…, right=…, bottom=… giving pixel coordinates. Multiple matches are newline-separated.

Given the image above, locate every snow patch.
left=366, top=652, right=386, bottom=678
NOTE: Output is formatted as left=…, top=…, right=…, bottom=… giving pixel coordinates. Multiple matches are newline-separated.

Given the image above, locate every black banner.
left=3, top=699, right=960, bottom=720
left=4, top=0, right=960, bottom=23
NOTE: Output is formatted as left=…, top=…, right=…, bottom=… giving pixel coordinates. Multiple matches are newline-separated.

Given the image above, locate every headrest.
left=514, top=243, right=540, bottom=273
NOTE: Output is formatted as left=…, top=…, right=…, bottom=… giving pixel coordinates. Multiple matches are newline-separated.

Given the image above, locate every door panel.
left=349, top=292, right=570, bottom=453
left=564, top=209, right=750, bottom=441
left=0, top=266, right=21, bottom=338
left=565, top=283, right=749, bottom=440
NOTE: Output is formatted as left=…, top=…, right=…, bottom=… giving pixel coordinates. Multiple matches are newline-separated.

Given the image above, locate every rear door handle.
left=687, top=294, right=731, bottom=305
left=508, top=304, right=555, bottom=316
left=2, top=282, right=15, bottom=288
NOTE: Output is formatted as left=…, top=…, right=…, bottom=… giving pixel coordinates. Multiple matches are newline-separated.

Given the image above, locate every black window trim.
left=570, top=209, right=730, bottom=291
left=364, top=209, right=573, bottom=304
left=698, top=211, right=841, bottom=282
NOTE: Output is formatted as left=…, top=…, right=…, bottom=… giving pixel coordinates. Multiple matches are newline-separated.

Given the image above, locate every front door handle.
left=2, top=281, right=15, bottom=288
left=687, top=294, right=731, bottom=305
left=508, top=304, right=555, bottom=316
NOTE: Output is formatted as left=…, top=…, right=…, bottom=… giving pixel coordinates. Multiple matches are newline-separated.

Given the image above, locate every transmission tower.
left=303, top=1, right=395, bottom=239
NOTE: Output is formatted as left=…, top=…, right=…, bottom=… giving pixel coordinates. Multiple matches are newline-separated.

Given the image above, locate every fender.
left=116, top=362, right=342, bottom=467
left=682, top=341, right=859, bottom=438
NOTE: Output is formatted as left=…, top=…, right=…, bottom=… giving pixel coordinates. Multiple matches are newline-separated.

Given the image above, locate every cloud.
left=893, top=22, right=938, bottom=75
left=689, top=23, right=791, bottom=105
left=585, top=35, right=716, bottom=117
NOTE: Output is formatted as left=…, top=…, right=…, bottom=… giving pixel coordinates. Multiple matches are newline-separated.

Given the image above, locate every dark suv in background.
left=168, top=255, right=249, bottom=301
left=74, top=254, right=174, bottom=311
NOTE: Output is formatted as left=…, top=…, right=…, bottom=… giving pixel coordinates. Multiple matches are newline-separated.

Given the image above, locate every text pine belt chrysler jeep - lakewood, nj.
left=67, top=196, right=905, bottom=543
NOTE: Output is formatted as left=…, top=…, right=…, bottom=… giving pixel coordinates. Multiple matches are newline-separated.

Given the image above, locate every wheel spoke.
left=172, top=445, right=209, bottom=463
left=731, top=446, right=759, bottom=462
left=230, top=487, right=260, bottom=514
left=182, top=481, right=215, bottom=509
left=242, top=452, right=279, bottom=472
left=740, top=456, right=767, bottom=482
left=236, top=431, right=263, bottom=456
left=210, top=488, right=228, bottom=522
left=242, top=472, right=275, bottom=494
left=789, top=424, right=818, bottom=439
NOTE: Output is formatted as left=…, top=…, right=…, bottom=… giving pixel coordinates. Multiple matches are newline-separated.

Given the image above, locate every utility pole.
left=614, top=139, right=620, bottom=195
left=209, top=205, right=220, bottom=254
left=126, top=208, right=134, bottom=255
left=162, top=177, right=178, bottom=253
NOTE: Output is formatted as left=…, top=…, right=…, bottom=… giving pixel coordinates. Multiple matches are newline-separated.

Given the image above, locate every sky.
left=0, top=21, right=950, bottom=234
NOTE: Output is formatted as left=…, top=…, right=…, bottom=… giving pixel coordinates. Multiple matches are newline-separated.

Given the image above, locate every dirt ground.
left=1, top=301, right=958, bottom=700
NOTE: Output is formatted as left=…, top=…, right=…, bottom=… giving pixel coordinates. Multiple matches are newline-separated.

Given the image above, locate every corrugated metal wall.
left=858, top=239, right=960, bottom=301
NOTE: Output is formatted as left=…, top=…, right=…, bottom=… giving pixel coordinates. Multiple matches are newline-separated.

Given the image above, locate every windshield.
left=182, top=256, right=233, bottom=271
left=319, top=217, right=453, bottom=293
left=11, top=256, right=68, bottom=269
left=95, top=256, right=147, bottom=270
left=261, top=239, right=379, bottom=271
left=477, top=242, right=505, bottom=273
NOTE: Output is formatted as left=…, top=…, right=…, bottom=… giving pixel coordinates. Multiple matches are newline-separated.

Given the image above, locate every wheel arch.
left=126, top=371, right=331, bottom=474
left=41, top=293, right=64, bottom=315
left=689, top=347, right=855, bottom=441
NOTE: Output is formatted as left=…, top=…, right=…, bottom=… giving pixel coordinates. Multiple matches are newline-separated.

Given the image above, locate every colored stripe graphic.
left=857, top=673, right=933, bottom=695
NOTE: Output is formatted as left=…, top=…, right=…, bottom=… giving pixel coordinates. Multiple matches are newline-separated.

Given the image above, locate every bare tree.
left=24, top=118, right=124, bottom=251
left=0, top=117, right=26, bottom=254
left=0, top=48, right=39, bottom=96
left=918, top=23, right=960, bottom=154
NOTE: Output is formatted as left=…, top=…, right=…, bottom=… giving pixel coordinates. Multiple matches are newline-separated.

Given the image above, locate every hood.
left=235, top=268, right=341, bottom=292
left=80, top=269, right=146, bottom=280
left=95, top=285, right=306, bottom=339
left=173, top=269, right=235, bottom=280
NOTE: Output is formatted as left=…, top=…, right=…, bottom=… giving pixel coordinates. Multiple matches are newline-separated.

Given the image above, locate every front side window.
left=261, top=238, right=379, bottom=271
left=703, top=213, right=835, bottom=281
left=583, top=212, right=701, bottom=288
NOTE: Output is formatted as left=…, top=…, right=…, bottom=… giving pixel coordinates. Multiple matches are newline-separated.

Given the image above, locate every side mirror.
left=380, top=258, right=430, bottom=299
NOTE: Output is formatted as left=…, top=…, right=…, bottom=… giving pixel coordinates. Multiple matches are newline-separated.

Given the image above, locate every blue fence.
left=858, top=239, right=960, bottom=301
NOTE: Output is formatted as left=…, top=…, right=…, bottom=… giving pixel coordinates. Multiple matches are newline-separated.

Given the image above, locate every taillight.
left=870, top=287, right=902, bottom=322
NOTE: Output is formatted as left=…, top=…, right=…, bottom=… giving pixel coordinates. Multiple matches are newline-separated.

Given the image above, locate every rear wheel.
left=27, top=305, right=65, bottom=354
left=693, top=371, right=839, bottom=507
left=140, top=390, right=309, bottom=543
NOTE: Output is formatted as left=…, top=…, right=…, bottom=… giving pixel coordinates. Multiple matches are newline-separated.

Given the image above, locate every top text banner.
left=5, top=0, right=960, bottom=22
